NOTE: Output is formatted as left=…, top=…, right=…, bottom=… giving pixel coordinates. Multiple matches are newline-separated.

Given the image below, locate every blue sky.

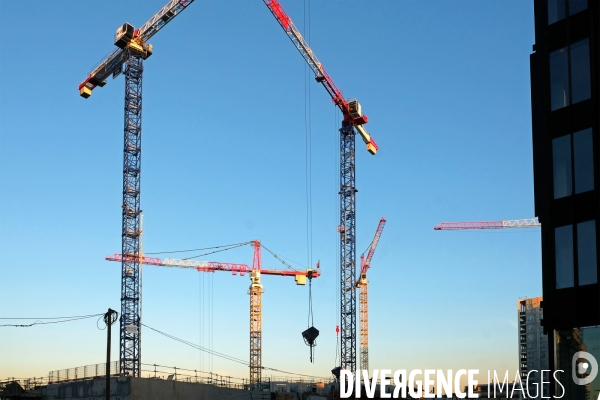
left=0, top=0, right=539, bottom=385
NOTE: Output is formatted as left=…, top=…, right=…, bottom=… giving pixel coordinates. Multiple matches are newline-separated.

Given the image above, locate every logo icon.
left=572, top=351, right=598, bottom=386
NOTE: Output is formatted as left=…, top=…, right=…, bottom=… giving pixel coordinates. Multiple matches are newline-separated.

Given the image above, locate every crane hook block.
left=331, top=366, right=341, bottom=381
left=302, top=326, right=319, bottom=362
left=302, top=326, right=319, bottom=346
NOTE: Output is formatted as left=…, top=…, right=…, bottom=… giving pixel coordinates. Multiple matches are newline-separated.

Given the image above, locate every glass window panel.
left=555, top=224, right=574, bottom=288
left=570, top=39, right=591, bottom=104
left=548, top=0, right=567, bottom=24
left=573, top=128, right=594, bottom=194
left=553, top=135, right=572, bottom=198
left=568, top=0, right=588, bottom=16
left=550, top=47, right=569, bottom=110
left=555, top=326, right=600, bottom=398
left=577, top=220, right=597, bottom=285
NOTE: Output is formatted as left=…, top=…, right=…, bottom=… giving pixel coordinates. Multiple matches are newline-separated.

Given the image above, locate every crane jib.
left=263, top=0, right=379, bottom=155
left=78, top=0, right=194, bottom=98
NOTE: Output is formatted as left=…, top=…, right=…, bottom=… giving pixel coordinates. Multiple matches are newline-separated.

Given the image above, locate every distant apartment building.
left=517, top=297, right=549, bottom=399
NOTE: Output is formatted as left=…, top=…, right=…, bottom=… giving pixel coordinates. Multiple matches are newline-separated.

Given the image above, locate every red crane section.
left=105, top=253, right=320, bottom=280
left=360, top=217, right=387, bottom=277
left=434, top=218, right=541, bottom=230
left=265, top=0, right=348, bottom=116
left=106, top=239, right=320, bottom=387
left=263, top=0, right=378, bottom=154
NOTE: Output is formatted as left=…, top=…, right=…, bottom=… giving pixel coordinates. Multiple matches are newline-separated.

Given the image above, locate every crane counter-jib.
left=78, top=48, right=125, bottom=91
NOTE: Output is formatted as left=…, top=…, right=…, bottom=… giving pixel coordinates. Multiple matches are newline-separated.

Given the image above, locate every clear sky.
left=0, top=0, right=539, bottom=387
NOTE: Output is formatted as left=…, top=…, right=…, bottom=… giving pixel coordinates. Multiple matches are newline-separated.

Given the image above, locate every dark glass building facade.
left=530, top=0, right=599, bottom=398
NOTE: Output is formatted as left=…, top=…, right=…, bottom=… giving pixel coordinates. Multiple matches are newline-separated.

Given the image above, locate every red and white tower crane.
left=434, top=218, right=541, bottom=230
left=263, top=0, right=379, bottom=373
left=356, top=217, right=386, bottom=372
left=79, top=0, right=194, bottom=377
left=106, top=240, right=319, bottom=388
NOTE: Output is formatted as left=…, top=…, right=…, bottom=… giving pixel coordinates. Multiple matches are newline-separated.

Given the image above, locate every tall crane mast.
left=79, top=0, right=194, bottom=377
left=249, top=241, right=262, bottom=388
left=356, top=217, right=386, bottom=372
left=434, top=218, right=541, bottom=230
left=106, top=240, right=319, bottom=388
left=263, top=0, right=379, bottom=373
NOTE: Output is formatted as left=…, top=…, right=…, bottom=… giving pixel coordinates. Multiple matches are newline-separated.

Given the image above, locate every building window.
left=570, top=39, right=592, bottom=104
left=554, top=326, right=600, bottom=399
left=550, top=47, right=569, bottom=110
left=550, top=39, right=591, bottom=111
left=553, top=135, right=572, bottom=198
left=573, top=128, right=594, bottom=194
left=555, top=220, right=598, bottom=288
left=552, top=128, right=594, bottom=199
left=568, top=0, right=588, bottom=16
left=548, top=0, right=565, bottom=25
left=577, top=220, right=598, bottom=286
left=556, top=225, right=574, bottom=288
left=548, top=0, right=588, bottom=25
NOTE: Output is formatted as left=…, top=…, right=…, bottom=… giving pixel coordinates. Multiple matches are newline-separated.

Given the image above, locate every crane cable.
left=304, top=0, right=313, bottom=274
left=180, top=242, right=251, bottom=261
left=210, top=272, right=214, bottom=372
left=308, top=277, right=314, bottom=327
left=334, top=326, right=340, bottom=367
left=303, top=0, right=317, bottom=364
left=144, top=241, right=252, bottom=255
left=198, top=274, right=204, bottom=370
left=260, top=243, right=296, bottom=271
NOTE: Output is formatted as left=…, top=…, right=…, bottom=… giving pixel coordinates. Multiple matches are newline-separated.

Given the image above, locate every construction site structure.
left=356, top=217, right=386, bottom=372
left=263, top=0, right=379, bottom=373
left=434, top=218, right=541, bottom=230
left=106, top=240, right=319, bottom=388
left=80, top=0, right=194, bottom=377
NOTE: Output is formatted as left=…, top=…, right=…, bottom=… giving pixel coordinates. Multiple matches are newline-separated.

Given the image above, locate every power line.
left=0, top=313, right=102, bottom=320
left=142, top=323, right=328, bottom=380
left=0, top=314, right=103, bottom=328
left=142, top=323, right=248, bottom=365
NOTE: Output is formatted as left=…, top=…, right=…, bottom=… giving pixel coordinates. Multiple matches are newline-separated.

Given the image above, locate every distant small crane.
left=106, top=240, right=320, bottom=389
left=356, top=217, right=386, bottom=372
left=79, top=0, right=194, bottom=377
left=434, top=218, right=540, bottom=230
